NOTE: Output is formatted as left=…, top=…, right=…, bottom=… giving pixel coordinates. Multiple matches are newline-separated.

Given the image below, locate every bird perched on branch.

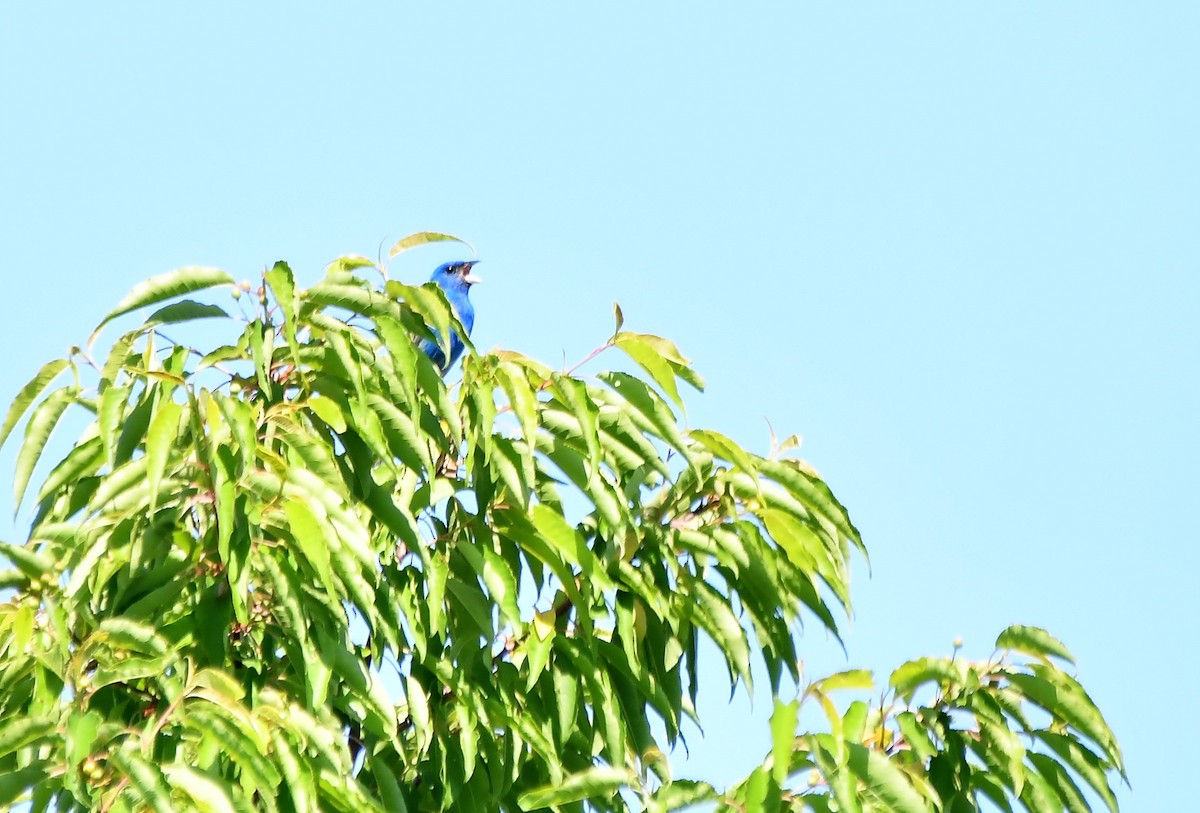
left=419, top=260, right=481, bottom=371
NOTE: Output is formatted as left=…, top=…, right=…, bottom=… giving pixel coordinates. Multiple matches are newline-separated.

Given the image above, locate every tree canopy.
left=0, top=235, right=1124, bottom=812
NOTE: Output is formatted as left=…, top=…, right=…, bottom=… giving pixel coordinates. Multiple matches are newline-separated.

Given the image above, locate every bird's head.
left=430, top=261, right=482, bottom=295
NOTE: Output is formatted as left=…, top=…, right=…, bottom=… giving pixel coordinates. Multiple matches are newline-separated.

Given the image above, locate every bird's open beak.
left=463, top=260, right=482, bottom=286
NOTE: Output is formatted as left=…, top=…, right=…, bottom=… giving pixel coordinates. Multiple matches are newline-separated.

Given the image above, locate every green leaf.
left=272, top=728, right=318, bottom=813
left=0, top=358, right=70, bottom=453
left=307, top=394, right=347, bottom=433
left=305, top=281, right=400, bottom=323
left=387, top=231, right=474, bottom=259
left=13, top=385, right=77, bottom=510
left=758, top=458, right=863, bottom=555
left=896, top=711, right=938, bottom=763
left=95, top=617, right=170, bottom=655
left=163, top=765, right=241, bottom=813
left=326, top=254, right=378, bottom=275
left=531, top=504, right=608, bottom=591
left=770, top=699, right=798, bottom=785
left=1035, top=730, right=1120, bottom=813
left=1008, top=667, right=1122, bottom=772
left=92, top=267, right=235, bottom=339
left=615, top=332, right=685, bottom=409
left=481, top=543, right=521, bottom=627
left=690, top=579, right=751, bottom=688
left=366, top=393, right=432, bottom=473
left=733, top=766, right=773, bottom=813
left=145, top=398, right=183, bottom=513
left=599, top=371, right=691, bottom=460
left=1019, top=767, right=1063, bottom=813
left=266, top=261, right=303, bottom=385
left=368, top=752, right=409, bottom=813
left=144, top=299, right=230, bottom=327
left=110, top=746, right=177, bottom=813
left=184, top=704, right=280, bottom=791
left=1, top=542, right=56, bottom=579
left=844, top=741, right=935, bottom=813
left=316, top=768, right=388, bottom=813
left=405, top=675, right=431, bottom=750
left=66, top=710, right=102, bottom=770
left=889, top=657, right=962, bottom=702
left=975, top=708, right=1026, bottom=796
left=35, top=435, right=104, bottom=503
left=422, top=548, right=449, bottom=638
left=0, top=717, right=55, bottom=759
left=690, top=428, right=757, bottom=477
left=1029, top=753, right=1090, bottom=813
left=446, top=576, right=495, bottom=638
left=652, top=780, right=719, bottom=811
left=0, top=762, right=50, bottom=809
left=517, top=765, right=635, bottom=808
left=809, top=669, right=874, bottom=695
left=842, top=700, right=870, bottom=743
left=995, top=625, right=1076, bottom=665
left=552, top=374, right=601, bottom=472
left=762, top=507, right=849, bottom=612
left=90, top=657, right=172, bottom=690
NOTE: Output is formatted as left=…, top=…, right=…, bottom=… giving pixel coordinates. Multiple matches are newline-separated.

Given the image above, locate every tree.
left=0, top=234, right=1124, bottom=812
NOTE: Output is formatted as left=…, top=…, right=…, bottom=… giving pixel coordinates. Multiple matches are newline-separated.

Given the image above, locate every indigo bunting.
left=419, top=260, right=481, bottom=371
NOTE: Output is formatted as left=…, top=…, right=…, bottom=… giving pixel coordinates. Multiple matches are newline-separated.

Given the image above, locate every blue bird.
left=419, top=260, right=481, bottom=371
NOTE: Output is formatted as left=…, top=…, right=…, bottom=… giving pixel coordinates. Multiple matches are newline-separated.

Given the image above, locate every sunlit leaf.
left=386, top=231, right=474, bottom=259
left=689, top=579, right=751, bottom=688
left=890, top=657, right=962, bottom=702
left=0, top=358, right=70, bottom=453
left=0, top=717, right=55, bottom=759
left=92, top=266, right=234, bottom=340
left=843, top=741, right=936, bottom=813
left=144, top=300, right=230, bottom=327
left=145, top=397, right=183, bottom=512
left=13, top=385, right=77, bottom=509
left=110, top=746, right=178, bottom=813
left=615, top=332, right=685, bottom=409
left=770, top=699, right=798, bottom=785
left=164, top=765, right=241, bottom=813
left=518, top=765, right=635, bottom=808
left=1035, top=730, right=1120, bottom=813
left=1008, top=667, right=1123, bottom=772
left=996, top=624, right=1076, bottom=665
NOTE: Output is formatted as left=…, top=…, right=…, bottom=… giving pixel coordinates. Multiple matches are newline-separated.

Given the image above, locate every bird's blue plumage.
left=419, top=260, right=480, bottom=371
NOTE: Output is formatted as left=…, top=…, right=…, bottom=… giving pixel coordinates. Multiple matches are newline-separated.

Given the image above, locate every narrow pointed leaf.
left=92, top=267, right=234, bottom=339
left=770, top=699, right=798, bottom=785
left=13, top=386, right=77, bottom=510
left=844, top=742, right=935, bottom=813
left=144, top=300, right=230, bottom=327
left=517, top=766, right=635, bottom=808
left=996, top=625, right=1076, bottom=665
left=0, top=358, right=70, bottom=452
left=145, top=398, right=183, bottom=513
left=387, top=231, right=474, bottom=259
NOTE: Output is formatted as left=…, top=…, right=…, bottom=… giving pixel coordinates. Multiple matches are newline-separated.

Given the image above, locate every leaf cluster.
left=0, top=250, right=1123, bottom=812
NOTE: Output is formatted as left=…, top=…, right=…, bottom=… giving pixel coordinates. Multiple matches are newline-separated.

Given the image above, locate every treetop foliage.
left=0, top=235, right=1124, bottom=812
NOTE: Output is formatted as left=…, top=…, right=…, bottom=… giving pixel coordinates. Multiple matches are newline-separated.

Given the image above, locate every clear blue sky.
left=2, top=3, right=1195, bottom=809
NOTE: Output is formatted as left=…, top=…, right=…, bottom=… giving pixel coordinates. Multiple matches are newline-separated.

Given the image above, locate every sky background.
left=1, top=3, right=1196, bottom=809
